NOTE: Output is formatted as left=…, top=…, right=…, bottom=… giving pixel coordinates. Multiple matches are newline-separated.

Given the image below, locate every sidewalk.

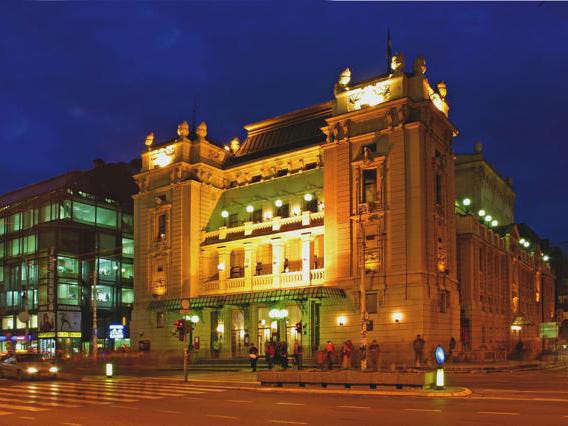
left=445, top=360, right=555, bottom=373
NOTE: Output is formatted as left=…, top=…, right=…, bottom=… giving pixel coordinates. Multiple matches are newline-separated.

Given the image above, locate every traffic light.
left=175, top=319, right=185, bottom=341
left=295, top=322, right=302, bottom=334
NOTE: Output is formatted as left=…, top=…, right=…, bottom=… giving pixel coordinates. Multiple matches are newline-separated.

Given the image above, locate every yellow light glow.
left=430, top=93, right=445, bottom=112
left=393, top=312, right=403, bottom=323
left=264, top=210, right=273, bottom=220
left=436, top=367, right=444, bottom=388
left=105, top=363, right=113, bottom=377
left=217, top=262, right=226, bottom=271
left=304, top=193, right=313, bottom=202
left=216, top=323, right=224, bottom=334
left=462, top=198, right=471, bottom=206
left=190, top=315, right=200, bottom=324
left=349, top=82, right=391, bottom=109
left=337, top=315, right=346, bottom=326
left=151, top=146, right=175, bottom=168
left=292, top=207, right=301, bottom=216
left=511, top=325, right=522, bottom=331
left=274, top=199, right=283, bottom=208
left=246, top=205, right=254, bottom=213
left=221, top=210, right=229, bottom=218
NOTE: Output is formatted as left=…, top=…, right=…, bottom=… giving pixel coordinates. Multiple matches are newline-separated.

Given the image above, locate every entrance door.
left=231, top=310, right=245, bottom=357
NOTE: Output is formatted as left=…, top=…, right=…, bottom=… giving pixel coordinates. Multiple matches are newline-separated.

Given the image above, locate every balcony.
left=200, top=268, right=326, bottom=295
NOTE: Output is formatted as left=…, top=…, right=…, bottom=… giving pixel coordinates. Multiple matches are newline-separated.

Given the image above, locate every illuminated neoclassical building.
left=131, top=54, right=554, bottom=363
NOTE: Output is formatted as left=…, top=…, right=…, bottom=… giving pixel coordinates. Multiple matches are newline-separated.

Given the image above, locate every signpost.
left=180, top=299, right=191, bottom=382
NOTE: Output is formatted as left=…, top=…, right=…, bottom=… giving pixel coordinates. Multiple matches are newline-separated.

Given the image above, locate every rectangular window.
left=73, top=202, right=96, bottom=225
left=121, top=263, right=134, bottom=281
left=0, top=243, right=4, bottom=259
left=60, top=200, right=72, bottom=219
left=362, top=169, right=378, bottom=203
left=57, top=256, right=78, bottom=277
left=57, top=281, right=80, bottom=305
left=305, top=198, right=318, bottom=213
left=277, top=204, right=290, bottom=218
left=98, top=258, right=118, bottom=281
left=122, top=238, right=134, bottom=258
left=157, top=214, right=167, bottom=241
left=121, top=288, right=134, bottom=305
left=2, top=316, right=14, bottom=330
left=9, top=239, right=20, bottom=257
left=96, top=285, right=114, bottom=308
left=8, top=213, right=21, bottom=233
left=23, top=235, right=36, bottom=254
left=6, top=291, right=20, bottom=308
left=23, top=209, right=36, bottom=229
left=96, top=207, right=117, bottom=228
left=440, top=290, right=449, bottom=313
left=121, top=214, right=133, bottom=234
left=0, top=218, right=4, bottom=235
left=435, top=174, right=442, bottom=206
left=99, top=233, right=116, bottom=251
left=366, top=292, right=378, bottom=314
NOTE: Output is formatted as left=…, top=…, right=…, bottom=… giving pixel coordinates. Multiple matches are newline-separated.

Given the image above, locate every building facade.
left=131, top=54, right=462, bottom=364
left=455, top=146, right=555, bottom=360
left=0, top=161, right=137, bottom=357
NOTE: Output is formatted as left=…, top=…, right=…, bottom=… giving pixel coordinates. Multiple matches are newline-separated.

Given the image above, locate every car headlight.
left=49, top=366, right=58, bottom=373
left=27, top=367, right=38, bottom=374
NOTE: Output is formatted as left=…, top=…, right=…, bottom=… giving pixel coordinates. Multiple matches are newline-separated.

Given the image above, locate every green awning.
left=147, top=286, right=346, bottom=311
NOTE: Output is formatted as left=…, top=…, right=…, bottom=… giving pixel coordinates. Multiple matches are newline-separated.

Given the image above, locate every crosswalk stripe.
left=114, top=382, right=227, bottom=393
left=2, top=387, right=111, bottom=405
left=0, top=403, right=46, bottom=412
left=0, top=411, right=13, bottom=416
left=47, top=382, right=205, bottom=397
left=0, top=395, right=79, bottom=409
left=40, top=383, right=163, bottom=399
left=12, top=386, right=138, bottom=403
left=74, top=381, right=213, bottom=395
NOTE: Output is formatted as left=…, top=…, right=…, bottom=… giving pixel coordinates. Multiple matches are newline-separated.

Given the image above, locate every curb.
left=247, top=386, right=472, bottom=398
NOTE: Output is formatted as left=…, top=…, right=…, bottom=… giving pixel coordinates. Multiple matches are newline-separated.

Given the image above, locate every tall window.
left=440, top=290, right=449, bottom=313
left=435, top=174, right=442, bottom=206
left=73, top=202, right=96, bottom=225
left=122, top=238, right=134, bottom=258
left=96, top=207, right=117, bottom=228
left=362, top=169, right=377, bottom=203
left=157, top=214, right=167, bottom=241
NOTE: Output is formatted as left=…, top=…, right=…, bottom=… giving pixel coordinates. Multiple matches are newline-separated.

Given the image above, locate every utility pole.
left=92, top=260, right=98, bottom=360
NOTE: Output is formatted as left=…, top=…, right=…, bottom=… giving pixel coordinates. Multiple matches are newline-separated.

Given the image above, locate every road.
left=0, top=367, right=567, bottom=425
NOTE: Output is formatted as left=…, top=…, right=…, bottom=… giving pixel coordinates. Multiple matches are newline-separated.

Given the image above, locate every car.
left=0, top=353, right=58, bottom=380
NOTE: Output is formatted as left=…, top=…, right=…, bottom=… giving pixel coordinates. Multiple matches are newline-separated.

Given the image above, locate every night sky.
left=1, top=2, right=567, bottom=244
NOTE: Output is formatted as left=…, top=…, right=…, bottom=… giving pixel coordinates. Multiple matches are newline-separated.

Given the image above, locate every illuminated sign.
left=57, top=332, right=81, bottom=338
left=0, top=335, right=31, bottom=342
left=434, top=345, right=446, bottom=366
left=39, top=332, right=56, bottom=338
left=109, top=325, right=126, bottom=339
left=151, top=146, right=175, bottom=168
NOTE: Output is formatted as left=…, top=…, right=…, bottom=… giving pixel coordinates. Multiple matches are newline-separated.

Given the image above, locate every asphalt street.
left=0, top=367, right=567, bottom=425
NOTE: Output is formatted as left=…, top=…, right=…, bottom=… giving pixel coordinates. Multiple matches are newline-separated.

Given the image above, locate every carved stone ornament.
left=437, top=81, right=447, bottom=99
left=348, top=83, right=391, bottom=110
left=413, top=56, right=427, bottom=75
left=177, top=121, right=190, bottom=140
left=390, top=52, right=405, bottom=74
left=230, top=137, right=240, bottom=154
left=338, top=67, right=351, bottom=86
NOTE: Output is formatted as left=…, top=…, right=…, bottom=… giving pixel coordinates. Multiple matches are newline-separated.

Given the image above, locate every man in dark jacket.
left=248, top=343, right=259, bottom=372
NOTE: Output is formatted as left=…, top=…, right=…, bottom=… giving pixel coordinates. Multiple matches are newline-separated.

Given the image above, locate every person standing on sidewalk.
left=448, top=337, right=456, bottom=362
left=341, top=340, right=353, bottom=369
left=369, top=339, right=380, bottom=371
left=248, top=343, right=259, bottom=372
left=325, top=340, right=335, bottom=370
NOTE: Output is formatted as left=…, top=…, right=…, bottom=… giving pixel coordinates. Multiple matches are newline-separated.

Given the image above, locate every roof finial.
left=386, top=28, right=393, bottom=74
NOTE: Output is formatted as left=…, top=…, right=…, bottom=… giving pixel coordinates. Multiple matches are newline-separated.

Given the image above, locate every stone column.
left=218, top=247, right=230, bottom=293
left=271, top=238, right=284, bottom=288
left=244, top=242, right=255, bottom=291
left=301, top=233, right=312, bottom=285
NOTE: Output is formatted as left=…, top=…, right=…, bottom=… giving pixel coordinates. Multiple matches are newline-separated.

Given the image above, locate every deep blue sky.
left=1, top=2, right=567, bottom=244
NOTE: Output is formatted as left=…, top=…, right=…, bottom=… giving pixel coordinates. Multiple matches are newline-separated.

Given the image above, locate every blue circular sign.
left=435, top=345, right=446, bottom=366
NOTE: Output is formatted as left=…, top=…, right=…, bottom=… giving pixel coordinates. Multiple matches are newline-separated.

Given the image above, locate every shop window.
left=121, top=263, right=134, bottom=281
left=23, top=235, right=36, bottom=254
left=362, top=169, right=377, bottom=203
left=121, top=288, right=134, bottom=305
left=5, top=291, right=20, bottom=308
left=121, top=214, right=133, bottom=234
left=95, top=285, right=114, bottom=308
left=24, top=289, right=37, bottom=310
left=9, top=238, right=20, bottom=257
left=366, top=292, right=378, bottom=314
left=57, top=281, right=80, bottom=305
left=157, top=311, right=165, bottom=328
left=97, top=207, right=117, bottom=228
left=2, top=316, right=14, bottom=330
left=122, top=238, right=134, bottom=258
left=98, top=258, right=118, bottom=281
left=73, top=202, right=96, bottom=225
left=57, top=256, right=78, bottom=277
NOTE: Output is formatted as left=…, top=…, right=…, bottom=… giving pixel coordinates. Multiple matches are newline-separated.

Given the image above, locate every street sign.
left=434, top=345, right=446, bottom=366
left=180, top=299, right=190, bottom=310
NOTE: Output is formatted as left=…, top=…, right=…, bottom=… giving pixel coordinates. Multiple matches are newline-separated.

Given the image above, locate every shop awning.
left=147, top=286, right=346, bottom=311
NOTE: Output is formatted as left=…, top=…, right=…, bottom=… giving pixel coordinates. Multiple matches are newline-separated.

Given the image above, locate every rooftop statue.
left=413, top=56, right=427, bottom=75
left=196, top=121, right=208, bottom=141
left=338, top=68, right=351, bottom=86
left=437, top=81, right=447, bottom=99
left=390, top=52, right=405, bottom=74
left=230, top=137, right=240, bottom=154
left=145, top=132, right=155, bottom=149
left=177, top=121, right=190, bottom=140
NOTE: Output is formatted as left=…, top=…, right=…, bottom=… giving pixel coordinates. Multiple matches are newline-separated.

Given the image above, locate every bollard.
left=106, top=363, right=113, bottom=378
